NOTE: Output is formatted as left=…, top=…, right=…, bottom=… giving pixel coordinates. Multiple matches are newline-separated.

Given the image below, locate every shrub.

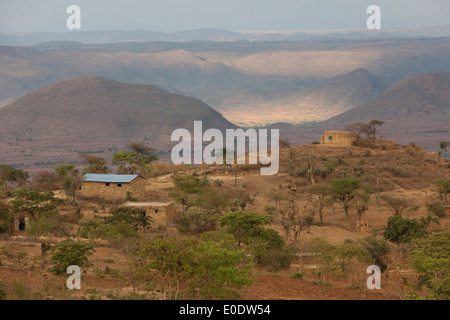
left=384, top=215, right=427, bottom=244
left=259, top=247, right=295, bottom=272
left=105, top=207, right=151, bottom=231
left=293, top=273, right=304, bottom=280
left=409, top=230, right=450, bottom=299
left=0, top=202, right=11, bottom=234
left=79, top=218, right=102, bottom=239
left=50, top=241, right=96, bottom=275
left=178, top=208, right=217, bottom=233
left=359, top=236, right=390, bottom=272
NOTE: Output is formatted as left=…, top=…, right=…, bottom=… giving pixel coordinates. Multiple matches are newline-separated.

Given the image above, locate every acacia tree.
left=11, top=188, right=63, bottom=221
left=112, top=142, right=158, bottom=175
left=368, top=119, right=385, bottom=141
left=169, top=175, right=203, bottom=216
left=220, top=211, right=271, bottom=247
left=307, top=183, right=333, bottom=226
left=438, top=141, right=449, bottom=158
left=380, top=194, right=413, bottom=216
left=79, top=154, right=109, bottom=174
left=345, top=122, right=372, bottom=138
left=279, top=139, right=294, bottom=161
left=0, top=164, right=29, bottom=189
left=436, top=178, right=450, bottom=204
left=331, top=177, right=363, bottom=219
left=50, top=241, right=96, bottom=275
left=54, top=164, right=80, bottom=205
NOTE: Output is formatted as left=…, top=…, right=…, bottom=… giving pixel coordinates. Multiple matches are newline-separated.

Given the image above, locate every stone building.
left=122, top=202, right=176, bottom=226
left=80, top=174, right=146, bottom=200
left=320, top=130, right=358, bottom=146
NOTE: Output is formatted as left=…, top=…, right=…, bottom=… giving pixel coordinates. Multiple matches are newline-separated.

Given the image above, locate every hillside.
left=1, top=37, right=450, bottom=125
left=0, top=76, right=236, bottom=169
left=0, top=75, right=235, bottom=138
left=323, top=72, right=450, bottom=127
left=270, top=72, right=450, bottom=152
left=0, top=142, right=448, bottom=301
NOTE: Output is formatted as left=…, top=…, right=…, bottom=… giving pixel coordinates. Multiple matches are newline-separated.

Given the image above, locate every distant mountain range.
left=1, top=37, right=450, bottom=126
left=2, top=25, right=450, bottom=46
left=0, top=72, right=449, bottom=167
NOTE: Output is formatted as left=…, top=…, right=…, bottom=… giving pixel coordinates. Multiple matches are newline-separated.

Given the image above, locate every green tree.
left=380, top=194, right=413, bottom=216
left=230, top=192, right=255, bottom=212
left=185, top=239, right=253, bottom=299
left=50, top=241, right=96, bottom=275
left=335, top=240, right=373, bottom=279
left=11, top=188, right=63, bottom=221
left=307, top=238, right=338, bottom=280
left=133, top=236, right=253, bottom=300
left=426, top=201, right=447, bottom=222
left=368, top=119, right=385, bottom=141
left=359, top=236, right=390, bottom=273
left=267, top=187, right=285, bottom=210
left=169, top=175, right=203, bottom=216
left=178, top=208, right=217, bottom=233
left=436, top=178, right=450, bottom=204
left=383, top=215, right=428, bottom=244
left=0, top=164, right=29, bottom=188
left=104, top=207, right=151, bottom=231
left=438, top=141, right=449, bottom=158
left=0, top=202, right=12, bottom=234
left=54, top=164, right=77, bottom=179
left=220, top=211, right=271, bottom=247
left=127, top=142, right=158, bottom=164
left=307, top=183, right=333, bottom=225
left=79, top=154, right=109, bottom=174
left=331, top=177, right=362, bottom=219
left=409, top=230, right=450, bottom=299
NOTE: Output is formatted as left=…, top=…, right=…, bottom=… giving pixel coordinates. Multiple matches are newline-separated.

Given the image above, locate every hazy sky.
left=1, top=0, right=449, bottom=33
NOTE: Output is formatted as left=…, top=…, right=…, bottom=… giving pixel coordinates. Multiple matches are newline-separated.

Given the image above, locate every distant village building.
left=80, top=174, right=146, bottom=199
left=12, top=215, right=29, bottom=232
left=122, top=202, right=176, bottom=226
left=320, top=130, right=358, bottom=146
left=445, top=206, right=450, bottom=216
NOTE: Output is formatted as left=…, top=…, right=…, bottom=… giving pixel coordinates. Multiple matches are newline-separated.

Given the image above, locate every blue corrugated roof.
left=83, top=174, right=139, bottom=183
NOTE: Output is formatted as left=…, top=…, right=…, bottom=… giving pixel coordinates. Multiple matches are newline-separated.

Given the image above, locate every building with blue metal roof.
left=80, top=174, right=146, bottom=200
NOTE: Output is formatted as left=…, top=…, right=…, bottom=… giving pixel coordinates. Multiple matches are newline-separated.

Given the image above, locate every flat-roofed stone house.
left=320, top=130, right=358, bottom=146
left=122, top=202, right=176, bottom=226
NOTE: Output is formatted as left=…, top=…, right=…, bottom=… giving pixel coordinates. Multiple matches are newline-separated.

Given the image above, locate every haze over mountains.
left=1, top=25, right=450, bottom=168
left=277, top=72, right=450, bottom=151
left=323, top=72, right=450, bottom=128
left=2, top=25, right=450, bottom=46
left=1, top=36, right=450, bottom=126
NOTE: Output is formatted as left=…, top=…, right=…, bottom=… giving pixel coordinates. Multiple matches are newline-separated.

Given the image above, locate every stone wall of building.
left=321, top=130, right=358, bottom=146
left=123, top=202, right=176, bottom=227
left=80, top=177, right=146, bottom=200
